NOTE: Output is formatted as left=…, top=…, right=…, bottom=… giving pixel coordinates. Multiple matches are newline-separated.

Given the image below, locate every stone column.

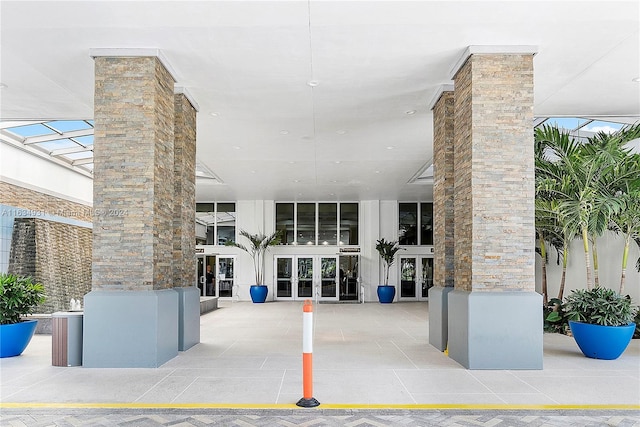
left=173, top=87, right=200, bottom=351
left=448, top=46, right=542, bottom=369
left=428, top=85, right=455, bottom=351
left=83, top=49, right=179, bottom=368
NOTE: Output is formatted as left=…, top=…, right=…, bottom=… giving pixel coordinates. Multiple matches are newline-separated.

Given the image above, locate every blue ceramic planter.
left=377, top=285, right=396, bottom=304
left=0, top=319, right=38, bottom=358
left=250, top=285, right=268, bottom=303
left=569, top=321, right=635, bottom=360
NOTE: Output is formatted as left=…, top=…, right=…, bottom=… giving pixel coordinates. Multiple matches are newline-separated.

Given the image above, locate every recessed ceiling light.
left=336, top=129, right=348, bottom=135
left=386, top=146, right=394, bottom=150
left=633, top=77, right=640, bottom=82
left=288, top=161, right=295, bottom=164
left=209, top=112, right=219, bottom=117
left=293, top=179, right=300, bottom=183
left=307, top=80, right=319, bottom=87
left=405, top=110, right=416, bottom=115
left=334, top=160, right=341, bottom=164
left=233, top=146, right=241, bottom=150
left=330, top=180, right=337, bottom=183
left=280, top=130, right=289, bottom=135
left=0, top=83, right=7, bottom=89
left=375, top=170, right=381, bottom=174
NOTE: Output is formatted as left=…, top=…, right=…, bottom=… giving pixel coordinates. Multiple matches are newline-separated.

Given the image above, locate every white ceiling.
left=1, top=1, right=639, bottom=202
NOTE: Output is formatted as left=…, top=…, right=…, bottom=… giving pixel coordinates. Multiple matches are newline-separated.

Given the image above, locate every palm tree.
left=226, top=229, right=282, bottom=286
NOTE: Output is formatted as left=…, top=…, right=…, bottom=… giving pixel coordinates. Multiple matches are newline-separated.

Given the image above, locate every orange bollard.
left=296, top=300, right=320, bottom=407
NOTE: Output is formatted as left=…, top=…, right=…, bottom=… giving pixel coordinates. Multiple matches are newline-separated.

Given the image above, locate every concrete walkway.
left=1, top=301, right=638, bottom=425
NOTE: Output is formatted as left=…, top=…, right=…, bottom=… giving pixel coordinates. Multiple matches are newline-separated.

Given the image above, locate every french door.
left=399, top=256, right=434, bottom=300
left=274, top=255, right=340, bottom=301
left=196, top=255, right=236, bottom=298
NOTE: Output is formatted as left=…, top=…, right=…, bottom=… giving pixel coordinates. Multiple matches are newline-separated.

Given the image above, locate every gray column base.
left=448, top=290, right=543, bottom=369
left=82, top=289, right=178, bottom=368
left=428, top=286, right=454, bottom=351
left=175, top=286, right=200, bottom=351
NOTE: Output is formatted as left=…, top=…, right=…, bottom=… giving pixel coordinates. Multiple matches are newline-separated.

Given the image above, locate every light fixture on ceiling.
left=405, top=110, right=416, bottom=115
left=633, top=77, right=640, bottom=82
left=334, top=160, right=341, bottom=164
left=386, top=146, right=394, bottom=150
left=209, top=112, right=219, bottom=117
left=280, top=130, right=289, bottom=135
left=336, top=129, right=348, bottom=135
left=307, top=80, right=319, bottom=87
left=0, top=83, right=7, bottom=89
left=233, top=146, right=241, bottom=150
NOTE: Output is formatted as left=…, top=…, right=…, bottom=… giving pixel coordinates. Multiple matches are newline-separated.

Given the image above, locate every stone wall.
left=0, top=181, right=92, bottom=222
left=9, top=218, right=92, bottom=313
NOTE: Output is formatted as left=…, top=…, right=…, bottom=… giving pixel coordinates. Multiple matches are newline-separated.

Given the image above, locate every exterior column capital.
left=449, top=45, right=538, bottom=80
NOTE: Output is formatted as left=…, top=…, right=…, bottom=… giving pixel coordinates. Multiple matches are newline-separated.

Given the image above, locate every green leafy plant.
left=226, top=229, right=281, bottom=286
left=0, top=273, right=46, bottom=325
left=544, top=297, right=570, bottom=334
left=375, top=238, right=404, bottom=286
left=562, top=287, right=638, bottom=327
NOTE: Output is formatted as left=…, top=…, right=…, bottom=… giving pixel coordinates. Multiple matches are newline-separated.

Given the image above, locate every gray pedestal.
left=428, top=286, right=454, bottom=351
left=448, top=290, right=543, bottom=369
left=82, top=289, right=178, bottom=368
left=175, top=286, right=200, bottom=351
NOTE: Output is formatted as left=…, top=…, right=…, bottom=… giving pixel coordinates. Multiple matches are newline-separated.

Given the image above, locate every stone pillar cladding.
left=92, top=56, right=175, bottom=291
left=84, top=54, right=178, bottom=367
left=432, top=90, right=455, bottom=289
left=173, top=93, right=197, bottom=288
left=448, top=50, right=542, bottom=369
left=428, top=88, right=455, bottom=351
left=173, top=91, right=200, bottom=351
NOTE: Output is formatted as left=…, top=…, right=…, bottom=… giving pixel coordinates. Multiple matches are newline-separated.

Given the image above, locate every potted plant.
left=375, top=238, right=404, bottom=303
left=0, top=273, right=46, bottom=357
left=559, top=287, right=637, bottom=360
left=227, top=229, right=281, bottom=303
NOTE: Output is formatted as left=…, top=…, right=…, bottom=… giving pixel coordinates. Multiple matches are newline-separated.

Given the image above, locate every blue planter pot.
left=377, top=285, right=396, bottom=304
left=0, top=320, right=38, bottom=358
left=569, top=321, right=635, bottom=360
left=249, top=285, right=268, bottom=303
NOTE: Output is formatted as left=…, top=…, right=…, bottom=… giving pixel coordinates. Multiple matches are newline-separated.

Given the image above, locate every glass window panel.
left=196, top=203, right=214, bottom=213
left=297, top=257, right=313, bottom=297
left=421, top=258, right=434, bottom=298
left=579, top=120, right=624, bottom=134
left=318, top=203, right=337, bottom=245
left=36, top=139, right=79, bottom=151
left=321, top=257, right=336, bottom=297
left=216, top=203, right=235, bottom=245
left=73, top=135, right=94, bottom=146
left=64, top=151, right=93, bottom=160
left=297, top=203, right=316, bottom=245
left=276, top=203, right=294, bottom=245
left=399, top=203, right=418, bottom=245
left=339, top=203, right=358, bottom=245
left=420, top=202, right=433, bottom=245
left=217, top=257, right=234, bottom=298
left=6, top=123, right=56, bottom=137
left=543, top=117, right=589, bottom=131
left=47, top=120, right=93, bottom=132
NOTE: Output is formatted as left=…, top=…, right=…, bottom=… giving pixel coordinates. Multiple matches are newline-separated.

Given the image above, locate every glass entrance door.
left=197, top=255, right=236, bottom=298
left=274, top=255, right=339, bottom=301
left=339, top=255, right=359, bottom=301
left=196, top=255, right=217, bottom=297
left=399, top=256, right=434, bottom=300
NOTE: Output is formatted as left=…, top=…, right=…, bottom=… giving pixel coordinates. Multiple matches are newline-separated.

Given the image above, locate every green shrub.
left=0, top=273, right=46, bottom=325
left=563, top=287, right=637, bottom=327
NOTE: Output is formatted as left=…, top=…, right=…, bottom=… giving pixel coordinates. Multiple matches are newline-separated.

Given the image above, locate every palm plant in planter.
left=560, top=287, right=637, bottom=360
left=226, top=229, right=281, bottom=303
left=375, top=238, right=404, bottom=303
left=0, top=273, right=46, bottom=357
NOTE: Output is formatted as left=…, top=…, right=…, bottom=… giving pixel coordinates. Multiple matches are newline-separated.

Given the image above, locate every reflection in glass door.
left=297, top=257, right=313, bottom=298
left=399, top=256, right=434, bottom=300
left=217, top=257, right=234, bottom=298
left=339, top=255, right=359, bottom=301
left=320, top=257, right=337, bottom=298
left=276, top=257, right=293, bottom=298
left=196, top=255, right=217, bottom=297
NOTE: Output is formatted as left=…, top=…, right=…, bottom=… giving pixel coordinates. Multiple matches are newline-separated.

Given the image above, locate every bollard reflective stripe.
left=296, top=300, right=320, bottom=408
